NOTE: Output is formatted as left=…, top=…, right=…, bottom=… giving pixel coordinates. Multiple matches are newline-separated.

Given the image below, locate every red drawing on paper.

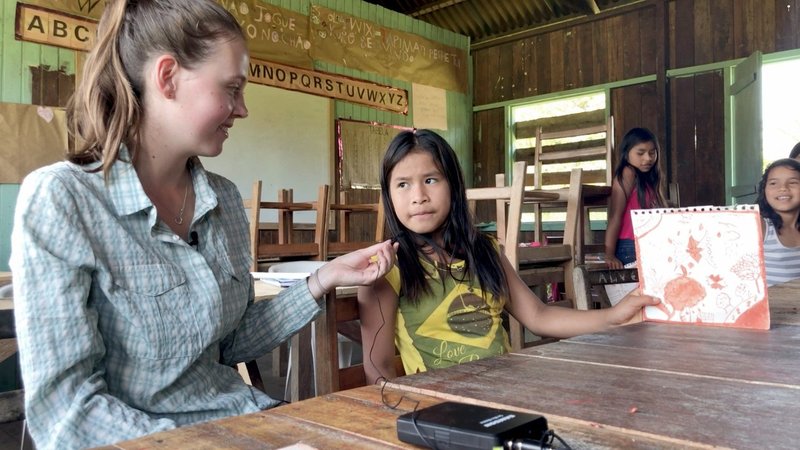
left=632, top=206, right=769, bottom=330
left=708, top=274, right=724, bottom=290
left=663, top=274, right=706, bottom=312
left=686, top=236, right=703, bottom=262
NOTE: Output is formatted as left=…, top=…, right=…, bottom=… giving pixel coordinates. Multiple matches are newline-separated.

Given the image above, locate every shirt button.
left=173, top=235, right=180, bottom=241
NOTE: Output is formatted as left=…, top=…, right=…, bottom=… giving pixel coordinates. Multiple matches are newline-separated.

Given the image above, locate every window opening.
left=510, top=92, right=608, bottom=228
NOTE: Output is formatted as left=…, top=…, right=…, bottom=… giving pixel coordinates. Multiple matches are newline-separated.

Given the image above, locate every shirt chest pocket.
left=216, top=253, right=251, bottom=335
left=108, top=264, right=203, bottom=359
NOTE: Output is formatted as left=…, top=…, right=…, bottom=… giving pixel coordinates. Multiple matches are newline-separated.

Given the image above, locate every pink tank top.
left=619, top=188, right=653, bottom=240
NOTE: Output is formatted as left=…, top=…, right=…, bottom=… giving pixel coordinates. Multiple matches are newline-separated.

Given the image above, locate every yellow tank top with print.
left=385, top=255, right=511, bottom=375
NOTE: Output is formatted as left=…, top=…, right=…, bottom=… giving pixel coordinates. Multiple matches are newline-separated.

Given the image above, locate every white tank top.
left=763, top=219, right=800, bottom=286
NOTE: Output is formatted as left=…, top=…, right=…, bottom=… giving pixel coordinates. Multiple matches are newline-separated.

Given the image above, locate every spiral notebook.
left=631, top=205, right=770, bottom=330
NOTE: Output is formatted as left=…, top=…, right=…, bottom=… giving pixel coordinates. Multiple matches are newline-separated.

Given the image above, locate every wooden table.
left=254, top=279, right=358, bottom=402
left=99, top=279, right=799, bottom=449
left=543, top=184, right=611, bottom=262
left=388, top=278, right=800, bottom=449
left=96, top=384, right=424, bottom=449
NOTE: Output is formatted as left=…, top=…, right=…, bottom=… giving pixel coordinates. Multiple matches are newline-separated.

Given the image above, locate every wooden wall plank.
left=672, top=0, right=695, bottom=68
left=472, top=108, right=505, bottom=222
left=577, top=25, right=594, bottom=88
left=473, top=45, right=502, bottom=105
left=606, top=14, right=625, bottom=82
left=775, top=0, right=799, bottom=51
left=511, top=41, right=527, bottom=99
left=526, top=38, right=538, bottom=97
left=693, top=0, right=713, bottom=65
left=535, top=35, right=551, bottom=95
left=549, top=30, right=565, bottom=93
left=563, top=27, right=579, bottom=90
left=671, top=77, right=697, bottom=206
left=496, top=42, right=513, bottom=102
left=693, top=71, right=725, bottom=206
left=591, top=19, right=608, bottom=85
left=711, top=0, right=734, bottom=62
left=621, top=11, right=640, bottom=78
left=640, top=84, right=661, bottom=146
left=639, top=9, right=657, bottom=75
left=758, top=0, right=777, bottom=54
left=734, top=0, right=754, bottom=58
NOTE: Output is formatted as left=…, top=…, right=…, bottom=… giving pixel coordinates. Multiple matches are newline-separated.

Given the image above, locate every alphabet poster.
left=632, top=205, right=769, bottom=330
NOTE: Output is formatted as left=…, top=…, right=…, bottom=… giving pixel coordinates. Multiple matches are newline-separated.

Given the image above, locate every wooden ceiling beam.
left=407, top=0, right=468, bottom=17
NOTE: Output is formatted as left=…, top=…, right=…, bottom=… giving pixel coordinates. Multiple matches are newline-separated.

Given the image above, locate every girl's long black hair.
left=613, top=127, right=667, bottom=208
left=757, top=158, right=800, bottom=232
left=380, top=130, right=508, bottom=305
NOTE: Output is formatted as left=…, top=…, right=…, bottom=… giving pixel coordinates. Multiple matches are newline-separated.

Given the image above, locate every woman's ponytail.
left=66, top=0, right=139, bottom=179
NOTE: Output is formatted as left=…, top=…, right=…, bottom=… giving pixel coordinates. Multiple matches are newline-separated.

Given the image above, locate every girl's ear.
left=151, top=54, right=179, bottom=100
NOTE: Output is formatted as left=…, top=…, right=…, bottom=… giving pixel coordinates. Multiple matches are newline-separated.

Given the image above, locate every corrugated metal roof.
left=364, top=0, right=643, bottom=44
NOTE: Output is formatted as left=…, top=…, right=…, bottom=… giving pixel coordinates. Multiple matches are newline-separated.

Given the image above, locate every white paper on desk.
left=252, top=272, right=310, bottom=288
left=604, top=261, right=638, bottom=306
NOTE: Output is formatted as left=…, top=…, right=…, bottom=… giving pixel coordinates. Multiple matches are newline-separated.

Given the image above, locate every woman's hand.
left=606, top=287, right=660, bottom=326
left=311, top=240, right=397, bottom=296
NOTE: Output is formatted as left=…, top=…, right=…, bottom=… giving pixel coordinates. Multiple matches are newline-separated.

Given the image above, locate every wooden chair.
left=314, top=289, right=405, bottom=396
left=241, top=182, right=329, bottom=392
left=465, top=161, right=528, bottom=349
left=572, top=265, right=639, bottom=310
left=267, top=261, right=327, bottom=401
left=517, top=167, right=584, bottom=304
left=526, top=116, right=612, bottom=244
left=498, top=168, right=584, bottom=349
left=243, top=181, right=330, bottom=272
left=327, top=191, right=385, bottom=259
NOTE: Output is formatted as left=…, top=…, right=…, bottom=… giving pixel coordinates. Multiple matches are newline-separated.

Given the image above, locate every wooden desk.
left=91, top=280, right=799, bottom=449
left=95, top=385, right=414, bottom=449
left=523, top=185, right=611, bottom=266
left=253, top=279, right=359, bottom=401
left=97, top=383, right=691, bottom=449
left=768, top=278, right=800, bottom=325
left=388, top=279, right=800, bottom=449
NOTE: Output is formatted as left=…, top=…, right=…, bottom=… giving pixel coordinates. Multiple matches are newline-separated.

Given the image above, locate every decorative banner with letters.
left=18, top=0, right=315, bottom=69
left=15, top=3, right=96, bottom=52
left=309, top=5, right=468, bottom=93
left=22, top=0, right=104, bottom=20
left=15, top=1, right=456, bottom=108
left=248, top=58, right=408, bottom=114
left=218, top=0, right=314, bottom=69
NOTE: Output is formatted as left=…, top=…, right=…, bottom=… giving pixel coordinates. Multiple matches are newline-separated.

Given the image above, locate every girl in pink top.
left=605, top=128, right=667, bottom=269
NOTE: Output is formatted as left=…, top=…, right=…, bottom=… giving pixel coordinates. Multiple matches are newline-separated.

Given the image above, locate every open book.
left=632, top=205, right=769, bottom=330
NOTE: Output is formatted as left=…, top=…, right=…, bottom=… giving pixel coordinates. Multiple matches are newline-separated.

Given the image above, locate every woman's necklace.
left=175, top=181, right=190, bottom=225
